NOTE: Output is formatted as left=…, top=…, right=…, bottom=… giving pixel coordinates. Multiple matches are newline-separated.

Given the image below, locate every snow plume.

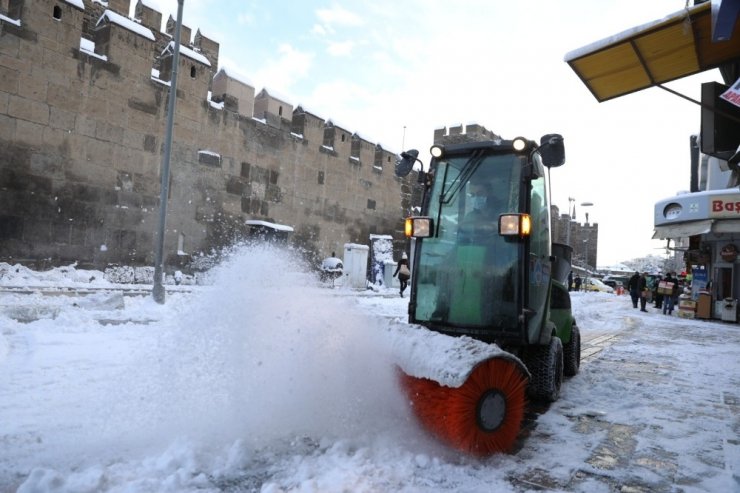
left=153, top=243, right=410, bottom=452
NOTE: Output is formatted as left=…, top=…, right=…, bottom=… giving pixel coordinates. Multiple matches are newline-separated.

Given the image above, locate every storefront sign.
left=720, top=77, right=740, bottom=108
left=720, top=243, right=738, bottom=262
left=709, top=195, right=740, bottom=218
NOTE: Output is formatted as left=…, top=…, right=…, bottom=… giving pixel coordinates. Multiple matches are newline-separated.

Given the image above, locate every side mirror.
left=395, top=149, right=419, bottom=177
left=539, top=134, right=565, bottom=168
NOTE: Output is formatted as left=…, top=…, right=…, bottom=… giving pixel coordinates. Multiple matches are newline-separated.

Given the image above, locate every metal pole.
left=566, top=197, right=574, bottom=246
left=153, top=0, right=184, bottom=304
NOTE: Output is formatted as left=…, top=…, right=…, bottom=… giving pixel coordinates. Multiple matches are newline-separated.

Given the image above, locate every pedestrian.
left=574, top=274, right=582, bottom=291
left=568, top=271, right=573, bottom=292
left=393, top=252, right=411, bottom=298
left=653, top=273, right=664, bottom=309
left=662, top=272, right=679, bottom=315
left=639, top=272, right=649, bottom=312
left=627, top=271, right=640, bottom=308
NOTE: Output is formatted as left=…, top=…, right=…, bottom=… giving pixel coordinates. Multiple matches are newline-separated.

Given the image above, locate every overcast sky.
left=134, top=0, right=722, bottom=266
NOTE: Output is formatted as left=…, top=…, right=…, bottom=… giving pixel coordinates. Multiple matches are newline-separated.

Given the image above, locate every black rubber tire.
left=525, top=336, right=564, bottom=403
left=563, top=323, right=581, bottom=377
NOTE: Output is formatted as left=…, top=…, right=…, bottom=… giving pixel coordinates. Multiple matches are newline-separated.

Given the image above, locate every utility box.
left=721, top=298, right=738, bottom=322
left=343, top=243, right=369, bottom=289
left=696, top=293, right=712, bottom=319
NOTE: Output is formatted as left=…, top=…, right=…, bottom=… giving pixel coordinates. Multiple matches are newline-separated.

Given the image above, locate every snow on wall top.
left=216, top=66, right=254, bottom=88
left=64, top=0, right=84, bottom=9
left=97, top=10, right=155, bottom=41
left=163, top=41, right=211, bottom=66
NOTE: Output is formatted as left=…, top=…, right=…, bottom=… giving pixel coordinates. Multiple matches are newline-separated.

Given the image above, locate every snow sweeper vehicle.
left=393, top=133, right=580, bottom=456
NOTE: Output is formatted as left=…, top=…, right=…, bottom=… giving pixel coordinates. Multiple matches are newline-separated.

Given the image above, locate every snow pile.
left=1, top=250, right=738, bottom=492
left=0, top=262, right=112, bottom=288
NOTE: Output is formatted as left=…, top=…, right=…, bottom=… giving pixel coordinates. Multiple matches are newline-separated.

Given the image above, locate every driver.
left=460, top=182, right=501, bottom=241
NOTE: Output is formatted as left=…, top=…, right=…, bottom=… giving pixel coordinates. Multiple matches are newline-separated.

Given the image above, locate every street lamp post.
left=581, top=201, right=594, bottom=225
left=580, top=201, right=595, bottom=270
left=152, top=0, right=185, bottom=304
left=566, top=197, right=575, bottom=246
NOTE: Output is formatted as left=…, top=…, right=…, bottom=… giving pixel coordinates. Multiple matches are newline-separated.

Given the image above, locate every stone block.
left=30, top=151, right=63, bottom=178
left=48, top=106, right=76, bottom=132
left=47, top=82, right=81, bottom=112
left=0, top=64, right=19, bottom=94
left=15, top=119, right=45, bottom=146
left=0, top=113, right=15, bottom=141
left=8, top=94, right=49, bottom=125
left=95, top=121, right=125, bottom=144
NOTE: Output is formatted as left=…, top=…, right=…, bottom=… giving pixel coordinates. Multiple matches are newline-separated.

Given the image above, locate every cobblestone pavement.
left=514, top=314, right=740, bottom=492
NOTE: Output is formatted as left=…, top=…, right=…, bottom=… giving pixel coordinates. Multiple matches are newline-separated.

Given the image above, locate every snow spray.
left=154, top=243, right=410, bottom=450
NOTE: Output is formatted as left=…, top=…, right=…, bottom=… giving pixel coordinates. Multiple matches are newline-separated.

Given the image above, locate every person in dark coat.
left=393, top=252, right=411, bottom=298
left=627, top=271, right=640, bottom=308
left=638, top=272, right=649, bottom=312
left=653, top=273, right=664, bottom=309
left=574, top=274, right=582, bottom=291
left=568, top=271, right=574, bottom=292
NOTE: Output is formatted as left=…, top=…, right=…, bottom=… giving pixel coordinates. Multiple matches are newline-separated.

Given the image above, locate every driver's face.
left=470, top=185, right=487, bottom=197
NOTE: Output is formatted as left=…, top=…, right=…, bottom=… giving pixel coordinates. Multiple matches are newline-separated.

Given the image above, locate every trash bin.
left=696, top=292, right=712, bottom=319
left=721, top=298, right=737, bottom=322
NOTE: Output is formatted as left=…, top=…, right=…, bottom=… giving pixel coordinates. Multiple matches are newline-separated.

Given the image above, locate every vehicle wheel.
left=563, top=323, right=581, bottom=377
left=399, top=357, right=528, bottom=456
left=524, top=336, right=563, bottom=402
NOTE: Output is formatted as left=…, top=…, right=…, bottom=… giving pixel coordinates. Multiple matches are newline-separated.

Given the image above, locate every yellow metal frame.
left=566, top=2, right=740, bottom=102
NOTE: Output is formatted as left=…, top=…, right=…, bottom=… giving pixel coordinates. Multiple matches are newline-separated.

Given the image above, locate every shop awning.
left=653, top=218, right=740, bottom=239
left=565, top=2, right=740, bottom=102
left=652, top=220, right=714, bottom=239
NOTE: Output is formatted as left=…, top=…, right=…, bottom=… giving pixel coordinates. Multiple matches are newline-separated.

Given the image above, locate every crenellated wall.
left=0, top=0, right=414, bottom=270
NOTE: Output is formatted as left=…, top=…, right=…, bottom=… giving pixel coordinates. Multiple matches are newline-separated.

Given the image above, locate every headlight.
left=499, top=214, right=531, bottom=237
left=405, top=217, right=433, bottom=238
left=512, top=137, right=528, bottom=151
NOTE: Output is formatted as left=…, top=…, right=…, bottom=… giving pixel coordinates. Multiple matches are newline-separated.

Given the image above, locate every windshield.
left=412, top=153, right=523, bottom=334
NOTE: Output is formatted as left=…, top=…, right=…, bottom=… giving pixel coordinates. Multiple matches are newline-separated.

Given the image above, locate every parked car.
left=583, top=277, right=615, bottom=293
left=602, top=275, right=630, bottom=289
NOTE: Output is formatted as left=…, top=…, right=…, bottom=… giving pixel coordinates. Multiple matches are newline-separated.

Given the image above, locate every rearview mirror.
left=395, top=149, right=419, bottom=177
left=539, top=134, right=565, bottom=168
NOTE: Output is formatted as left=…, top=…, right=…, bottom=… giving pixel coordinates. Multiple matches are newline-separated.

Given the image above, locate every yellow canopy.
left=565, top=2, right=740, bottom=102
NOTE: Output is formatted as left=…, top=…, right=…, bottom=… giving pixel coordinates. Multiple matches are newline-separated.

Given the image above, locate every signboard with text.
left=720, top=77, right=740, bottom=109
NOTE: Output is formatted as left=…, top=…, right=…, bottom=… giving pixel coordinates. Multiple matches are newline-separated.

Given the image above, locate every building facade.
left=551, top=207, right=599, bottom=271
left=0, top=0, right=415, bottom=270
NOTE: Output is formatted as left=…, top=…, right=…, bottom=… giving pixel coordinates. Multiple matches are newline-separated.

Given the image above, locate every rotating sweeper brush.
left=393, top=133, right=580, bottom=456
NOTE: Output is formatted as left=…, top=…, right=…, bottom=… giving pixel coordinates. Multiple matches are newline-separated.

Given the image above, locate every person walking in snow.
left=662, top=272, right=679, bottom=315
left=638, top=272, right=649, bottom=312
left=574, top=274, right=582, bottom=291
left=627, top=271, right=640, bottom=309
left=653, top=273, right=664, bottom=309
left=393, top=252, right=411, bottom=298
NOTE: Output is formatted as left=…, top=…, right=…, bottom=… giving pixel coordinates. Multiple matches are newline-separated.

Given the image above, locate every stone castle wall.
left=0, top=0, right=414, bottom=270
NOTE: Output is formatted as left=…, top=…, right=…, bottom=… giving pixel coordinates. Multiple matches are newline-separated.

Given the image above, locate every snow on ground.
left=0, top=245, right=738, bottom=492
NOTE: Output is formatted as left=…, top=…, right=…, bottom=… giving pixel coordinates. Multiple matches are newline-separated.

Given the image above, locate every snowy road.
left=0, top=253, right=738, bottom=492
